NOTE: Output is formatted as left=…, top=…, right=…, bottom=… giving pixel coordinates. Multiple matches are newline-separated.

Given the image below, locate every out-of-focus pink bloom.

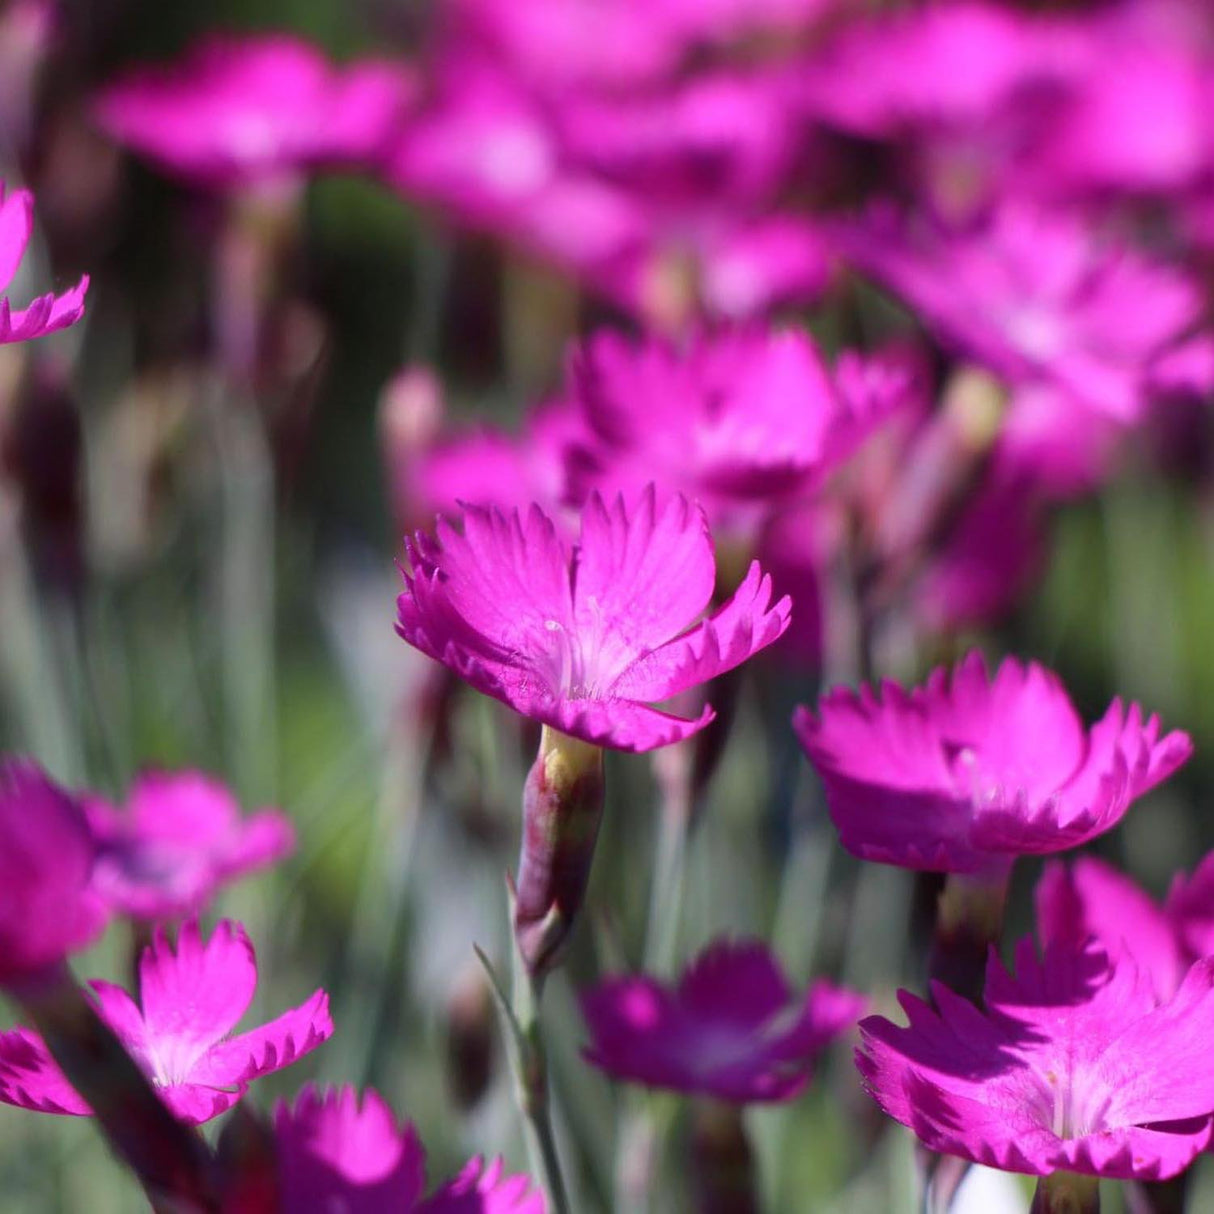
left=387, top=59, right=829, bottom=323
left=591, top=207, right=832, bottom=325
left=84, top=770, right=295, bottom=921
left=0, top=920, right=331, bottom=1123
left=581, top=939, right=864, bottom=1102
left=840, top=201, right=1210, bottom=421
left=1032, top=46, right=1210, bottom=196
left=93, top=36, right=414, bottom=187
left=0, top=185, right=88, bottom=344
left=0, top=760, right=107, bottom=987
left=566, top=328, right=903, bottom=536
left=858, top=939, right=1214, bottom=1180
left=914, top=477, right=1048, bottom=634
left=793, top=652, right=1191, bottom=874
left=802, top=2, right=1076, bottom=137
left=387, top=61, right=642, bottom=274
left=406, top=399, right=584, bottom=524
left=275, top=1084, right=542, bottom=1212
left=440, top=0, right=687, bottom=93
left=396, top=489, right=791, bottom=750
left=993, top=385, right=1121, bottom=500
left=1166, top=851, right=1214, bottom=963
left=557, top=71, right=802, bottom=205
left=1037, top=857, right=1185, bottom=1003
left=423, top=1158, right=545, bottom=1214
left=755, top=504, right=826, bottom=669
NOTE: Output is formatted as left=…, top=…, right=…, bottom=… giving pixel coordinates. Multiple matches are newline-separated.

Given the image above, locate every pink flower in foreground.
left=581, top=939, right=864, bottom=1102
left=839, top=201, right=1210, bottom=421
left=94, top=35, right=414, bottom=187
left=858, top=939, right=1214, bottom=1180
left=0, top=920, right=331, bottom=1123
left=275, top=1084, right=543, bottom=1212
left=85, top=770, right=295, bottom=921
left=0, top=185, right=88, bottom=344
left=396, top=489, right=791, bottom=750
left=0, top=759, right=106, bottom=987
left=793, top=651, right=1191, bottom=874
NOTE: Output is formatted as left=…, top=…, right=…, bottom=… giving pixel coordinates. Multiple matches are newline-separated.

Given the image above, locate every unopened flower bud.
left=513, top=725, right=605, bottom=979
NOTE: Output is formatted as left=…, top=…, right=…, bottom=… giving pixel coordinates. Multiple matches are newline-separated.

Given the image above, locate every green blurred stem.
left=1031, top=1172, right=1100, bottom=1214
left=928, top=868, right=1010, bottom=1006
left=509, top=957, right=571, bottom=1214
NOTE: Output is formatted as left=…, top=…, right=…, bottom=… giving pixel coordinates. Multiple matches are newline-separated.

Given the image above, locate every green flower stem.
left=1031, top=1172, right=1101, bottom=1214
left=477, top=932, right=571, bottom=1214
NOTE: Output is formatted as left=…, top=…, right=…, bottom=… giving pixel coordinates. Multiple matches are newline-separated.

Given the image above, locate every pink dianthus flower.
left=0, top=919, right=332, bottom=1123
left=793, top=651, right=1190, bottom=874
left=1037, top=857, right=1187, bottom=1004
left=858, top=938, right=1214, bottom=1181
left=0, top=185, right=87, bottom=344
left=275, top=1084, right=543, bottom=1212
left=94, top=35, right=414, bottom=187
left=840, top=201, right=1210, bottom=422
left=581, top=939, right=864, bottom=1102
left=0, top=759, right=107, bottom=988
left=84, top=770, right=295, bottom=921
left=396, top=489, right=791, bottom=751
left=566, top=328, right=905, bottom=538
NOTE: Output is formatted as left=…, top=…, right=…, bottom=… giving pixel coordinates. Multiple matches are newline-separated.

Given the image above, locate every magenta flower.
left=84, top=770, right=296, bottom=921
left=1165, top=850, right=1214, bottom=964
left=566, top=328, right=904, bottom=537
left=793, top=651, right=1191, bottom=874
left=387, top=60, right=642, bottom=276
left=1037, top=857, right=1185, bottom=1003
left=581, top=939, right=864, bottom=1102
left=275, top=1084, right=543, bottom=1212
left=0, top=920, right=332, bottom=1123
left=858, top=938, right=1214, bottom=1180
left=839, top=201, right=1210, bottom=421
left=94, top=35, right=414, bottom=187
left=590, top=206, right=832, bottom=325
left=0, top=185, right=88, bottom=344
left=396, top=489, right=791, bottom=751
left=913, top=477, right=1047, bottom=633
left=403, top=399, right=584, bottom=526
left=0, top=760, right=106, bottom=987
left=803, top=2, right=1066, bottom=138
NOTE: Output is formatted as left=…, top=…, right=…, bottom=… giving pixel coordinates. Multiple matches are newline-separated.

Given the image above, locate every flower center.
left=541, top=595, right=631, bottom=701
left=1026, top=1066, right=1115, bottom=1142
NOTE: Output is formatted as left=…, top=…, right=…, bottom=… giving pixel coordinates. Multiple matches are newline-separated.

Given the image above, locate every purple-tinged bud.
left=514, top=726, right=605, bottom=980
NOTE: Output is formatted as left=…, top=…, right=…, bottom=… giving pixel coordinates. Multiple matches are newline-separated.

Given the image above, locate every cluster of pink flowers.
left=6, top=2, right=1214, bottom=1212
